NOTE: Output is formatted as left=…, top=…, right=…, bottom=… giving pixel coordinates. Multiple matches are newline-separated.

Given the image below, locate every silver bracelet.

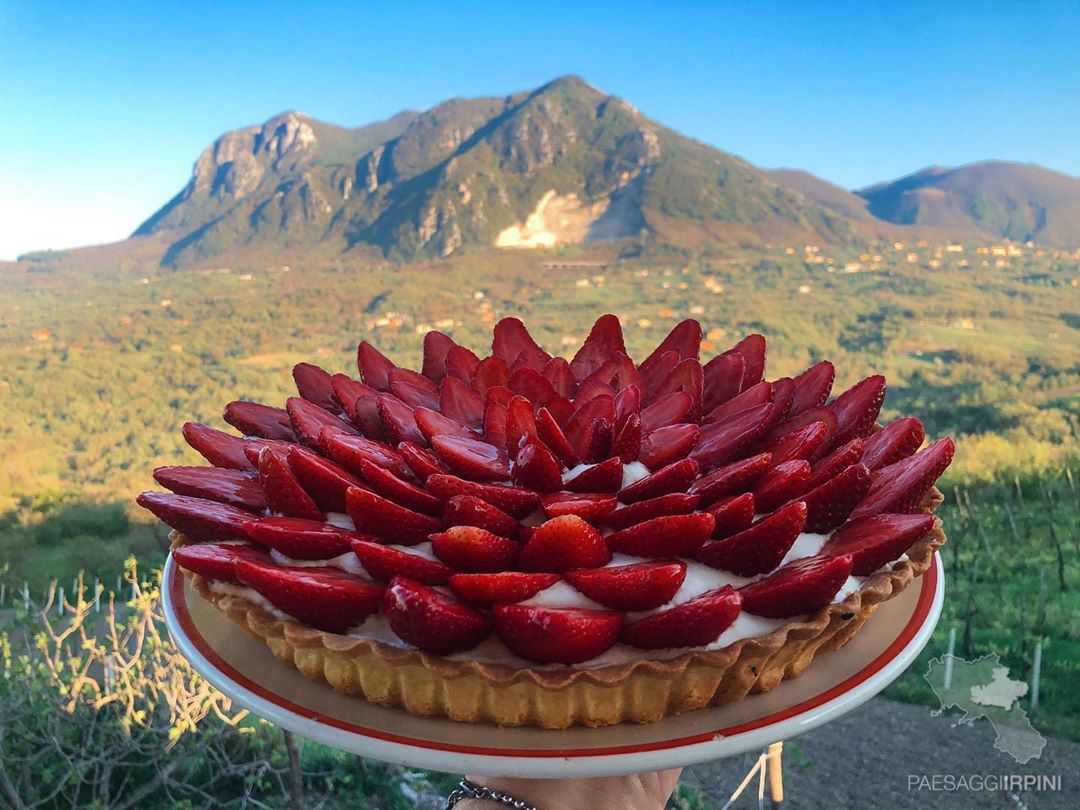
left=445, top=777, right=538, bottom=810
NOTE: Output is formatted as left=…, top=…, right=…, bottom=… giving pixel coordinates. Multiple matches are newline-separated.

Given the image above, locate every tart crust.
left=172, top=489, right=944, bottom=729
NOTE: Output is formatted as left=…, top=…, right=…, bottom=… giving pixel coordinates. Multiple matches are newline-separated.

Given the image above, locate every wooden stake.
left=768, top=742, right=784, bottom=807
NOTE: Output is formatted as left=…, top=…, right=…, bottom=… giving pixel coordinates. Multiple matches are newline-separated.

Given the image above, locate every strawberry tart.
left=140, top=315, right=951, bottom=728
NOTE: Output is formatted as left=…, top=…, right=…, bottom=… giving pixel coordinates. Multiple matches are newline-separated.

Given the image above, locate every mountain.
left=769, top=169, right=876, bottom=223
left=856, top=160, right=1080, bottom=246
left=134, top=76, right=861, bottom=266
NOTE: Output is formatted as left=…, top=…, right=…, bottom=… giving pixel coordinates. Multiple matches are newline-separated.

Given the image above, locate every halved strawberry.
left=565, top=561, right=687, bottom=611
left=414, top=406, right=472, bottom=442
left=565, top=394, right=616, bottom=457
left=382, top=577, right=491, bottom=653
left=702, top=350, right=746, bottom=413
left=448, top=572, right=559, bottom=605
left=760, top=420, right=829, bottom=465
left=739, top=554, right=853, bottom=618
left=751, top=460, right=811, bottom=512
left=483, top=397, right=508, bottom=449
left=694, top=501, right=807, bottom=575
left=640, top=423, right=700, bottom=469
left=376, top=394, right=426, bottom=445
left=519, top=515, right=611, bottom=572
left=611, top=412, right=642, bottom=462
left=431, top=434, right=510, bottom=482
left=345, top=487, right=442, bottom=545
left=807, top=438, right=865, bottom=490
left=138, top=492, right=254, bottom=540
left=493, top=317, right=549, bottom=366
left=563, top=456, right=624, bottom=493
left=540, top=492, right=618, bottom=521
left=245, top=516, right=363, bottom=559
left=800, top=463, right=871, bottom=533
left=604, top=492, right=699, bottom=531
left=512, top=441, right=563, bottom=493
left=389, top=367, right=440, bottom=410
left=445, top=344, right=481, bottom=382
left=763, top=407, right=838, bottom=453
left=351, top=538, right=453, bottom=584
left=473, top=356, right=510, bottom=392
left=850, top=438, right=955, bottom=519
left=639, top=320, right=703, bottom=379
left=430, top=526, right=518, bottom=572
left=582, top=417, right=614, bottom=463
left=733, top=333, right=767, bottom=389
left=606, top=512, right=715, bottom=557
left=153, top=466, right=266, bottom=511
left=435, top=376, right=483, bottom=430
left=172, top=542, right=271, bottom=584
left=574, top=375, right=616, bottom=406
left=689, top=452, right=772, bottom=506
left=242, top=438, right=296, bottom=467
left=641, top=391, right=694, bottom=432
left=570, top=314, right=627, bottom=382
left=397, top=442, right=447, bottom=482
left=426, top=474, right=540, bottom=518
left=788, top=360, right=835, bottom=417
left=422, top=331, right=456, bottom=383
left=704, top=380, right=772, bottom=424
left=288, top=445, right=367, bottom=513
left=286, top=396, right=358, bottom=447
left=508, top=366, right=558, bottom=407
left=443, top=494, right=523, bottom=539
left=691, top=402, right=775, bottom=470
left=618, top=458, right=700, bottom=504
left=650, top=359, right=703, bottom=419
left=357, top=341, right=395, bottom=390
left=821, top=513, right=935, bottom=575
left=332, top=375, right=388, bottom=439
left=861, top=417, right=925, bottom=471
left=183, top=422, right=254, bottom=470
left=827, top=375, right=886, bottom=447
left=614, top=383, right=642, bottom=428
left=493, top=604, right=622, bottom=664
left=536, top=406, right=580, bottom=466
left=258, top=448, right=325, bottom=520
left=293, top=362, right=341, bottom=413
left=544, top=356, right=575, bottom=399
left=224, top=401, right=298, bottom=441
left=622, top=586, right=742, bottom=649
left=356, top=459, right=442, bottom=515
left=236, top=559, right=383, bottom=634
left=708, top=492, right=756, bottom=538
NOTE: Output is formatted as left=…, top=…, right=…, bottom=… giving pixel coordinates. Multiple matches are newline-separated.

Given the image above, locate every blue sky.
left=2, top=1, right=1079, bottom=260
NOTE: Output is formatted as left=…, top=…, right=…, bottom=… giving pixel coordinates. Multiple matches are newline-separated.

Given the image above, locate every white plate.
left=163, top=553, right=943, bottom=777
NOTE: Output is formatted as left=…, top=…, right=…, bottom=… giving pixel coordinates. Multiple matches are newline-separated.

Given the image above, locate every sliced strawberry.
left=287, top=396, right=358, bottom=448
left=752, top=460, right=812, bottom=512
left=172, top=542, right=270, bottom=584
left=641, top=390, right=694, bottom=432
left=383, top=577, right=492, bottom=653
left=704, top=380, right=772, bottom=423
left=376, top=393, right=426, bottom=446
left=606, top=512, right=715, bottom=557
left=827, top=375, right=886, bottom=446
left=575, top=375, right=616, bottom=405
left=565, top=561, right=686, bottom=611
left=640, top=349, right=678, bottom=398
left=357, top=341, right=395, bottom=390
left=511, top=345, right=549, bottom=374
left=508, top=366, right=558, bottom=407
left=582, top=417, right=614, bottom=462
left=708, top=492, right=756, bottom=538
left=183, top=422, right=254, bottom=470
left=345, top=487, right=442, bottom=545
left=544, top=356, right=576, bottom=399
left=614, top=383, right=642, bottom=429
left=483, top=398, right=508, bottom=449
left=801, top=463, right=871, bottom=533
left=788, top=360, right=835, bottom=416
left=512, top=441, right=563, bottom=493
left=732, top=333, right=767, bottom=389
left=691, top=402, right=775, bottom=470
left=242, top=438, right=296, bottom=467
left=519, top=515, right=611, bottom=572
left=429, top=526, right=518, bottom=573
left=604, top=492, right=700, bottom=531
left=807, top=438, right=864, bottom=489
left=505, top=396, right=538, bottom=459
left=689, top=452, right=772, bottom=505
left=245, top=516, right=363, bottom=559
left=142, top=482, right=227, bottom=542
left=473, top=356, right=510, bottom=392
left=639, top=423, right=700, bottom=469
left=445, top=344, right=481, bottom=382
left=493, top=317, right=549, bottom=365
left=321, top=432, right=412, bottom=479
left=258, top=448, right=325, bottom=520
left=431, top=434, right=510, bottom=482
left=739, top=554, right=853, bottom=618
left=822, top=513, right=935, bottom=574
left=332, top=375, right=388, bottom=439
left=449, top=572, right=560, bottom=605
left=650, top=359, right=703, bottom=419
left=389, top=372, right=440, bottom=411
left=439, top=376, right=484, bottom=429
left=570, top=314, right=627, bottom=382
left=622, top=586, right=742, bottom=649
left=694, top=501, right=807, bottom=575
left=762, top=420, right=830, bottom=465
left=563, top=456, right=623, bottom=493
left=399, top=441, right=449, bottom=482
left=350, top=538, right=452, bottom=584
left=565, top=394, right=616, bottom=457
left=536, top=406, right=580, bottom=466
left=414, top=406, right=472, bottom=442
left=443, top=494, right=523, bottom=539
left=293, top=362, right=341, bottom=413
left=764, top=407, right=838, bottom=455
left=861, top=417, right=925, bottom=471
left=421, top=331, right=455, bottom=382
left=426, top=474, right=540, bottom=518
left=493, top=604, right=621, bottom=664
left=545, top=395, right=574, bottom=426
left=702, top=350, right=746, bottom=413
left=356, top=459, right=442, bottom=515
left=639, top=320, right=703, bottom=378
left=540, top=492, right=618, bottom=521
left=153, top=466, right=266, bottom=511
left=850, top=438, right=955, bottom=519
left=768, top=377, right=796, bottom=425
left=286, top=446, right=367, bottom=513
left=618, top=458, right=700, bottom=504
left=611, top=412, right=642, bottom=462
left=223, top=401, right=298, bottom=441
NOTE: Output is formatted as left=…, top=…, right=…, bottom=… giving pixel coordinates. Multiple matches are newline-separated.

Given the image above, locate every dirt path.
left=682, top=697, right=1078, bottom=808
